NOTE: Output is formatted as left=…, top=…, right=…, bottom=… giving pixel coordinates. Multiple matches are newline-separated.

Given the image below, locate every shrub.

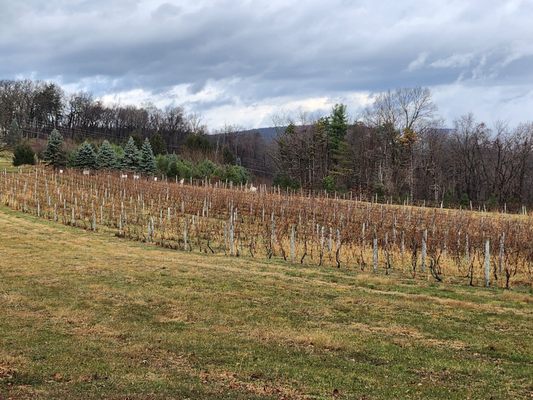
left=460, top=193, right=470, bottom=207
left=167, top=160, right=179, bottom=178
left=12, top=143, right=35, bottom=166
left=196, top=159, right=218, bottom=179
left=273, top=173, right=300, bottom=190
left=150, top=133, right=167, bottom=155
left=156, top=154, right=170, bottom=175
left=185, top=134, right=212, bottom=152
left=176, top=159, right=194, bottom=179
left=222, top=165, right=249, bottom=185
left=322, top=175, right=336, bottom=193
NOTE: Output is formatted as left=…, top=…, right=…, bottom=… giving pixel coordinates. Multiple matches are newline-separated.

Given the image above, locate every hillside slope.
left=0, top=207, right=532, bottom=399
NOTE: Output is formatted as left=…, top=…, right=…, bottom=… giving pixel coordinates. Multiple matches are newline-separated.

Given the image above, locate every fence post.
left=373, top=234, right=378, bottom=273
left=290, top=225, right=296, bottom=264
left=361, top=222, right=366, bottom=250
left=498, top=233, right=505, bottom=277
left=183, top=218, right=188, bottom=251
left=229, top=215, right=235, bottom=256
left=485, top=239, right=491, bottom=288
left=465, top=234, right=470, bottom=266
left=92, top=209, right=97, bottom=232
left=421, top=229, right=427, bottom=273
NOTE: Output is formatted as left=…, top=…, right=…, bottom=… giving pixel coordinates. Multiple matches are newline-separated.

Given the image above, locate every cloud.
left=407, top=52, right=429, bottom=71
left=433, top=83, right=533, bottom=127
left=151, top=2, right=181, bottom=19
left=1, top=0, right=533, bottom=128
left=430, top=53, right=474, bottom=69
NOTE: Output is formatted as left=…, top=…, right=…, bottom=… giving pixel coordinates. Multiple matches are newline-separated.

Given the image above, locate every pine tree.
left=326, top=104, right=349, bottom=189
left=6, top=118, right=23, bottom=148
left=122, top=136, right=140, bottom=171
left=96, top=140, right=118, bottom=169
left=43, top=129, right=66, bottom=168
left=73, top=141, right=97, bottom=169
left=139, top=138, right=156, bottom=174
left=328, top=104, right=348, bottom=160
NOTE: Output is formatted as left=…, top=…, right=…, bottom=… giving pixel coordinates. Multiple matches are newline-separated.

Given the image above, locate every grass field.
left=0, top=206, right=532, bottom=399
left=0, top=152, right=13, bottom=171
left=0, top=152, right=24, bottom=173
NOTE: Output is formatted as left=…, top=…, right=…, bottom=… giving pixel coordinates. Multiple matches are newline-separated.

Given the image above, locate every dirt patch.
left=349, top=322, right=467, bottom=350
left=200, top=370, right=309, bottom=400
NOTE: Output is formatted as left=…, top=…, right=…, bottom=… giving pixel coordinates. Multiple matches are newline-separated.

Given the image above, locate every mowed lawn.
left=0, top=207, right=532, bottom=400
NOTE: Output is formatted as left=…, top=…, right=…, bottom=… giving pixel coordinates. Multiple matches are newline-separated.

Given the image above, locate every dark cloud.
left=1, top=0, right=532, bottom=128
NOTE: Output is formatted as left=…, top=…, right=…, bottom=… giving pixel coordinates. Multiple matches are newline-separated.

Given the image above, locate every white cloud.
left=430, top=53, right=475, bottom=69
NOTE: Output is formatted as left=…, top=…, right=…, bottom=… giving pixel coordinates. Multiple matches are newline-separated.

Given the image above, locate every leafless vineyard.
left=2, top=167, right=533, bottom=289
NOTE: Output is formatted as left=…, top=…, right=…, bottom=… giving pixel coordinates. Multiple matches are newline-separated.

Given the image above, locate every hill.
left=234, top=127, right=281, bottom=142
left=0, top=207, right=532, bottom=399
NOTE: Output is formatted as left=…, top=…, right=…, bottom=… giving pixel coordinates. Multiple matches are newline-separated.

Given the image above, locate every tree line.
left=3, top=79, right=533, bottom=208
left=0, top=79, right=254, bottom=183
left=22, top=129, right=248, bottom=184
left=273, top=88, right=533, bottom=209
left=0, top=79, right=198, bottom=152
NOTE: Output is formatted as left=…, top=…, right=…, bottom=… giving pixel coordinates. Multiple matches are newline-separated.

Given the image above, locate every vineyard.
left=1, top=167, right=533, bottom=289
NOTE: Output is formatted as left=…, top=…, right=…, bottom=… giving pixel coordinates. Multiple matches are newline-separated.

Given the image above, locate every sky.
left=1, top=0, right=533, bottom=130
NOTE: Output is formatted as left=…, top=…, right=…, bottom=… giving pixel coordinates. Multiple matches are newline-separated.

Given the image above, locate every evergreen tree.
left=130, top=131, right=143, bottom=149
left=12, top=142, right=35, bottom=166
left=6, top=118, right=23, bottom=148
left=96, top=140, right=118, bottom=169
left=73, top=141, right=97, bottom=169
left=326, top=104, right=349, bottom=189
left=122, top=136, right=140, bottom=171
left=222, top=147, right=236, bottom=165
left=167, top=160, right=179, bottom=178
left=43, top=129, right=66, bottom=168
left=328, top=104, right=348, bottom=160
left=139, top=138, right=156, bottom=174
left=150, top=133, right=167, bottom=155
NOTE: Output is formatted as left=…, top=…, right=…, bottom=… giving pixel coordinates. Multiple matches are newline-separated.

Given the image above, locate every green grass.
left=0, top=151, right=12, bottom=169
left=0, top=207, right=532, bottom=399
left=0, top=151, right=21, bottom=173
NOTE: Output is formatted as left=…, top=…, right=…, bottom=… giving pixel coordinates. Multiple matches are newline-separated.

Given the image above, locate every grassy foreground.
left=0, top=207, right=532, bottom=399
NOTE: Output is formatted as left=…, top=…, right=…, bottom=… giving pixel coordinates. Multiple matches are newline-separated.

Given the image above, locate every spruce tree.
left=139, top=138, right=156, bottom=174
left=122, top=136, right=140, bottom=171
left=96, top=140, right=118, bottom=169
left=43, top=129, right=66, bottom=168
left=74, top=141, right=97, bottom=169
left=6, top=118, right=23, bottom=148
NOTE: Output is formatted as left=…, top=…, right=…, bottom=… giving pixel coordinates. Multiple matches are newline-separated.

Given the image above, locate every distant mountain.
left=234, top=127, right=282, bottom=142
left=231, top=126, right=454, bottom=143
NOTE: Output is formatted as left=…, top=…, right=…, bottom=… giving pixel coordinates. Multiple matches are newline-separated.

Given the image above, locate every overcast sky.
left=1, top=0, right=533, bottom=130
